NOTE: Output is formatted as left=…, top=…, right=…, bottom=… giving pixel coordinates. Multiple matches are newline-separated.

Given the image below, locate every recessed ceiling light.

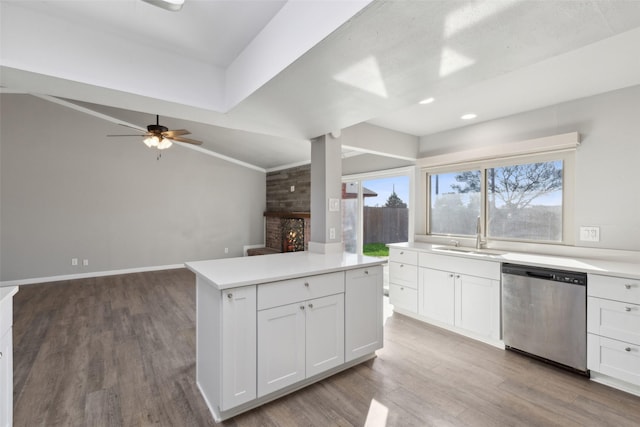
left=419, top=97, right=435, bottom=105
left=461, top=113, right=477, bottom=120
left=142, top=0, right=184, bottom=12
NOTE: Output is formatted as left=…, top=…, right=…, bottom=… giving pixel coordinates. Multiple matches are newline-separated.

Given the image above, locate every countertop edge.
left=185, top=253, right=386, bottom=291
left=387, top=242, right=640, bottom=280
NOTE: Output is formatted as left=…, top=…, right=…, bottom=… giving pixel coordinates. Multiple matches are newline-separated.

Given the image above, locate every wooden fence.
left=363, top=207, right=408, bottom=245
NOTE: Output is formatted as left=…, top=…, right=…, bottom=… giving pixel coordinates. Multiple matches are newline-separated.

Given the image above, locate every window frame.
left=342, top=166, right=416, bottom=254
left=423, top=151, right=575, bottom=245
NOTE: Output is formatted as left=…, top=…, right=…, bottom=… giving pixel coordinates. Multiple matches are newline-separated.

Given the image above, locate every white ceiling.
left=2, top=0, right=640, bottom=171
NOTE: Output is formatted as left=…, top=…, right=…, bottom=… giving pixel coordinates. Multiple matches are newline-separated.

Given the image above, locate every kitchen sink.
left=431, top=246, right=504, bottom=258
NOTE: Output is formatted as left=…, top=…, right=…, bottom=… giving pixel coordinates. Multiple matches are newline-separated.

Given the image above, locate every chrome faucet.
left=450, top=239, right=460, bottom=247
left=476, top=216, right=486, bottom=249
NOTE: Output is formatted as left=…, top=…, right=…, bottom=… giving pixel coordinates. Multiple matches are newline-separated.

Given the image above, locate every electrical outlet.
left=71, top=258, right=78, bottom=266
left=224, top=247, right=229, bottom=254
left=290, top=185, right=295, bottom=192
left=329, top=227, right=336, bottom=239
left=83, top=259, right=89, bottom=266
left=580, top=226, right=600, bottom=242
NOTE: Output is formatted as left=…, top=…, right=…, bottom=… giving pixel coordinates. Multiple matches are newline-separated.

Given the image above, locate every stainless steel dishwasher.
left=502, top=263, right=588, bottom=374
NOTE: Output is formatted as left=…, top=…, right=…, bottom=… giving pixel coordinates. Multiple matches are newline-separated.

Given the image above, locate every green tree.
left=452, top=162, right=562, bottom=209
left=384, top=190, right=407, bottom=208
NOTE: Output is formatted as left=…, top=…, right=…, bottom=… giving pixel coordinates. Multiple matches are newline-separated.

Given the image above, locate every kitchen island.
left=185, top=251, right=386, bottom=422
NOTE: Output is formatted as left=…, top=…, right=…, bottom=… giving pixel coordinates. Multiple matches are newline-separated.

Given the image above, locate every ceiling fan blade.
left=168, top=136, right=203, bottom=145
left=163, top=129, right=190, bottom=137
left=107, top=134, right=146, bottom=137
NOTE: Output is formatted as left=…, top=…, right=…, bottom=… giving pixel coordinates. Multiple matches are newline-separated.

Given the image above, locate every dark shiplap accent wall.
left=266, top=165, right=311, bottom=212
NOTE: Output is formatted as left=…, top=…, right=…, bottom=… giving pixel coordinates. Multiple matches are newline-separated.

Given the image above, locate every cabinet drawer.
left=589, top=274, right=640, bottom=304
left=588, top=334, right=640, bottom=386
left=588, top=297, right=640, bottom=344
left=419, top=252, right=500, bottom=280
left=258, top=272, right=345, bottom=310
left=389, top=262, right=418, bottom=288
left=389, top=248, right=418, bottom=265
left=389, top=284, right=418, bottom=313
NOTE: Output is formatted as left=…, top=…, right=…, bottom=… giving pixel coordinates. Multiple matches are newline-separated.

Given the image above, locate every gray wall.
left=0, top=94, right=265, bottom=281
left=419, top=85, right=640, bottom=251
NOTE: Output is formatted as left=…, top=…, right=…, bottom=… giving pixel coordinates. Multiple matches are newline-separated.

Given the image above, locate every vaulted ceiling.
left=2, top=0, right=640, bottom=171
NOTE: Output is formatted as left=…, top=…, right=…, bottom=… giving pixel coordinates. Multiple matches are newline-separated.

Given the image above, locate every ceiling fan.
left=108, top=115, right=202, bottom=150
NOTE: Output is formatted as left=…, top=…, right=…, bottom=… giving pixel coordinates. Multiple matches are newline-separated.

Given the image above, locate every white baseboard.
left=0, top=264, right=185, bottom=287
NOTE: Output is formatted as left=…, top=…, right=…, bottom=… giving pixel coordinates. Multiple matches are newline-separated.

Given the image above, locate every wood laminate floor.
left=12, top=268, right=640, bottom=426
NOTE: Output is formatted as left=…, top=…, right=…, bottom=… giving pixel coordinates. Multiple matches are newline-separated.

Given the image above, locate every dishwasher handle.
left=526, top=271, right=555, bottom=281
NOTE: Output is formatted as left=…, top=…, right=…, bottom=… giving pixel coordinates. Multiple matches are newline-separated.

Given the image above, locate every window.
left=427, top=157, right=570, bottom=244
left=430, top=170, right=480, bottom=236
left=487, top=161, right=563, bottom=241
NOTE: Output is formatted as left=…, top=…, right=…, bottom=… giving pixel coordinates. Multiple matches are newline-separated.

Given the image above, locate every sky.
left=362, top=176, right=410, bottom=207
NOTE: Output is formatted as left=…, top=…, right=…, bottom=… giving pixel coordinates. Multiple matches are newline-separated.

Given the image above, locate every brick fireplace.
left=265, top=212, right=310, bottom=252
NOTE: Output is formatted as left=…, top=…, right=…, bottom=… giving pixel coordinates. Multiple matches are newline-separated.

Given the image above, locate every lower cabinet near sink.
left=389, top=247, right=501, bottom=347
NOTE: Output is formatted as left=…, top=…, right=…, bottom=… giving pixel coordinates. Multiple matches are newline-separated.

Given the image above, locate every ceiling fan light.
left=157, top=138, right=173, bottom=150
left=143, top=135, right=160, bottom=147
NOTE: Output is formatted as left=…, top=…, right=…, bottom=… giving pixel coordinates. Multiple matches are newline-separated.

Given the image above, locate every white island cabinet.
left=186, top=252, right=385, bottom=422
left=0, top=286, right=18, bottom=427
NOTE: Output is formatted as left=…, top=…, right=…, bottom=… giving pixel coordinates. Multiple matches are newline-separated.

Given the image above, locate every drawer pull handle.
left=227, top=293, right=233, bottom=299
left=304, top=282, right=309, bottom=287
left=300, top=305, right=305, bottom=310
left=308, top=303, right=314, bottom=309
left=365, top=270, right=369, bottom=275
left=625, top=307, right=632, bottom=312
left=449, top=274, right=454, bottom=278
left=456, top=275, right=461, bottom=279
left=625, top=284, right=632, bottom=289
left=625, top=347, right=632, bottom=352
left=400, top=251, right=404, bottom=255
left=0, top=351, right=2, bottom=359
left=400, top=287, right=404, bottom=291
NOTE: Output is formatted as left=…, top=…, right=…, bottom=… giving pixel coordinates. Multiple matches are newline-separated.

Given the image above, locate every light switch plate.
left=580, top=226, right=600, bottom=242
left=328, top=198, right=340, bottom=212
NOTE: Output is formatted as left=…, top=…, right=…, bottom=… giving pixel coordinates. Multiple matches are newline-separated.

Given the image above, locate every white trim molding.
left=0, top=264, right=185, bottom=287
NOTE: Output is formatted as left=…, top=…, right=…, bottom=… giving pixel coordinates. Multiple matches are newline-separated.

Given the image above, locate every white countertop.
left=0, top=286, right=19, bottom=304
left=388, top=242, right=640, bottom=280
left=185, top=251, right=386, bottom=290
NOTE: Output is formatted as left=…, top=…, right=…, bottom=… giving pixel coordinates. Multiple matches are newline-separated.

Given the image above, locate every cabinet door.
left=588, top=297, right=640, bottom=345
left=455, top=274, right=500, bottom=340
left=345, top=267, right=383, bottom=362
left=588, top=334, right=640, bottom=386
left=389, top=283, right=418, bottom=313
left=257, top=302, right=306, bottom=397
left=419, top=268, right=454, bottom=325
left=0, top=330, right=11, bottom=427
left=221, top=286, right=257, bottom=410
left=306, top=294, right=345, bottom=376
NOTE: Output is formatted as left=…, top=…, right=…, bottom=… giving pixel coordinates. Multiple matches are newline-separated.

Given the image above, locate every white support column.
left=308, top=135, right=343, bottom=254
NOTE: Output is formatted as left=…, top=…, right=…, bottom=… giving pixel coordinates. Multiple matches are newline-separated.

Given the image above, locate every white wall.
left=341, top=123, right=418, bottom=161
left=0, top=94, right=265, bottom=282
left=419, top=85, right=640, bottom=251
